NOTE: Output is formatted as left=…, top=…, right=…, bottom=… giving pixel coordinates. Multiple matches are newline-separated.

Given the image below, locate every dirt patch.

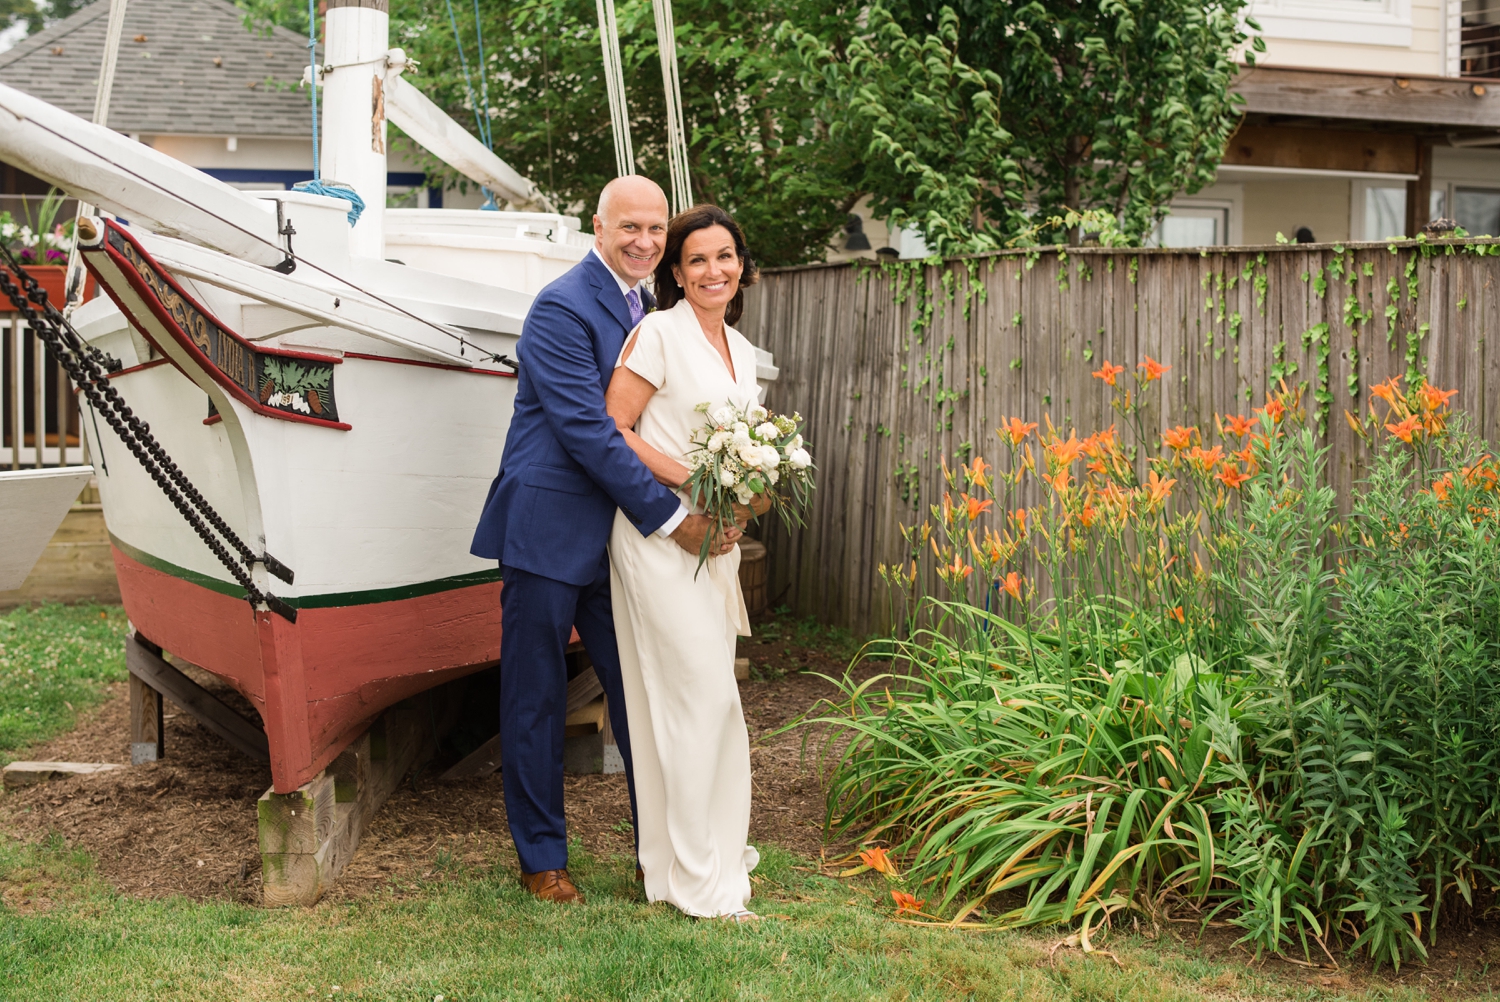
left=0, top=626, right=869, bottom=904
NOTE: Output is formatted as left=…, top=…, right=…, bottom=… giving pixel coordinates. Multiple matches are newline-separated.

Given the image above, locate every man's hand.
left=669, top=513, right=741, bottom=557
left=732, top=493, right=773, bottom=525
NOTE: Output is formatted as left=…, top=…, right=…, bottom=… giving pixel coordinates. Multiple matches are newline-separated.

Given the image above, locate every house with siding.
left=0, top=0, right=478, bottom=219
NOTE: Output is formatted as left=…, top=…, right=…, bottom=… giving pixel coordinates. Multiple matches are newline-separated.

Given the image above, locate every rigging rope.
left=305, top=0, right=320, bottom=181
left=445, top=0, right=497, bottom=208
left=651, top=0, right=692, bottom=214
left=596, top=0, right=634, bottom=177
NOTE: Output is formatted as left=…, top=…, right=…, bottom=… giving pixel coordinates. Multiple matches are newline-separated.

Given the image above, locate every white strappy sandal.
left=720, top=909, right=762, bottom=923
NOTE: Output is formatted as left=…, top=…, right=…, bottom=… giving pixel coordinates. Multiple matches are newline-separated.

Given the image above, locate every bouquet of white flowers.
left=682, top=401, right=815, bottom=570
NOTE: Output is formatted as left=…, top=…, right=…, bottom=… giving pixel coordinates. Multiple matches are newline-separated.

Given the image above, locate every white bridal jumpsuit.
left=608, top=298, right=760, bottom=917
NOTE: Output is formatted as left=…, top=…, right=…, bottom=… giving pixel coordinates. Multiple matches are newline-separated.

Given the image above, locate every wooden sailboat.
left=0, top=0, right=777, bottom=798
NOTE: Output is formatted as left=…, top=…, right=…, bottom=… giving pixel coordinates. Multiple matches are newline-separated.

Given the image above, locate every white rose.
left=712, top=406, right=736, bottom=426
left=789, top=448, right=811, bottom=470
left=735, top=485, right=755, bottom=505
left=760, top=445, right=781, bottom=470
left=737, top=443, right=761, bottom=467
left=755, top=422, right=780, bottom=441
left=789, top=434, right=803, bottom=451
left=766, top=467, right=780, bottom=486
left=719, top=469, right=737, bottom=487
left=707, top=431, right=730, bottom=453
left=747, top=405, right=768, bottom=423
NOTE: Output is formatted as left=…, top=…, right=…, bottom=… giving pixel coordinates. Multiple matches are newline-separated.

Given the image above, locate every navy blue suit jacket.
left=470, top=253, right=682, bottom=586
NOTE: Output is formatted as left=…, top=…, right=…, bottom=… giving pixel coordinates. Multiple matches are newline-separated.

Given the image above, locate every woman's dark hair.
left=652, top=204, right=759, bottom=326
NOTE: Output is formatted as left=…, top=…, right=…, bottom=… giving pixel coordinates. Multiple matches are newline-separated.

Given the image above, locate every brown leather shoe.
left=520, top=868, right=583, bottom=904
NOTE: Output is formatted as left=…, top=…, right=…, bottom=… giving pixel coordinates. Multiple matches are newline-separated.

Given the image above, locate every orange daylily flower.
left=1216, top=463, right=1250, bottom=489
left=1078, top=501, right=1099, bottom=527
left=892, top=890, right=927, bottom=915
left=1371, top=376, right=1402, bottom=405
left=1167, top=606, right=1186, bottom=624
left=1223, top=413, right=1254, bottom=437
left=1047, top=431, right=1086, bottom=466
left=965, top=457, right=992, bottom=490
left=1047, top=469, right=1073, bottom=494
left=1000, top=417, right=1038, bottom=445
left=859, top=846, right=899, bottom=876
left=1138, top=356, right=1170, bottom=382
left=1001, top=571, right=1023, bottom=600
left=1431, top=474, right=1453, bottom=502
left=1011, top=508, right=1029, bottom=532
left=1420, top=384, right=1458, bottom=411
left=1185, top=445, right=1224, bottom=472
left=1387, top=415, right=1422, bottom=443
left=941, top=554, right=974, bottom=579
left=1161, top=425, right=1196, bottom=451
left=1145, top=470, right=1176, bottom=505
left=1255, top=398, right=1287, bottom=424
left=1092, top=361, right=1126, bottom=386
left=1086, top=459, right=1107, bottom=475
left=962, top=494, right=994, bottom=521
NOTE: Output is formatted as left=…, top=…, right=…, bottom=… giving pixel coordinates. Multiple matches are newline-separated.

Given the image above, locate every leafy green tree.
left=385, top=0, right=857, bottom=265
left=880, top=0, right=1263, bottom=243
left=236, top=0, right=857, bottom=264
left=779, top=5, right=1027, bottom=256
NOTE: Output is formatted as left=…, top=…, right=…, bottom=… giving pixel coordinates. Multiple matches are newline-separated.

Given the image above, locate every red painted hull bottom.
left=113, top=545, right=503, bottom=792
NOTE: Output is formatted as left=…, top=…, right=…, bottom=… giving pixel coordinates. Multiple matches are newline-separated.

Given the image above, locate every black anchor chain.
left=0, top=246, right=297, bottom=622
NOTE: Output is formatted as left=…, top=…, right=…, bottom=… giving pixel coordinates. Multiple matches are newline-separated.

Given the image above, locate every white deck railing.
left=2, top=316, right=87, bottom=469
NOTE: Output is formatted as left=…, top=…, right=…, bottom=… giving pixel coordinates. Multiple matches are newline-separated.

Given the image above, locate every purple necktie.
left=626, top=288, right=645, bottom=327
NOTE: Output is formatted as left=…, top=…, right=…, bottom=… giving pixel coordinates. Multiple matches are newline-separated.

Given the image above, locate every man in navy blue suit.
left=471, top=176, right=738, bottom=904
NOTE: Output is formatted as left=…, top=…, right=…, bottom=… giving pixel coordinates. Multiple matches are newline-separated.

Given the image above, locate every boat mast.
left=321, top=0, right=389, bottom=258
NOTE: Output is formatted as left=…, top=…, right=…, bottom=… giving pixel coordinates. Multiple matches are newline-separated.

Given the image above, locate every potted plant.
left=1, top=189, right=85, bottom=311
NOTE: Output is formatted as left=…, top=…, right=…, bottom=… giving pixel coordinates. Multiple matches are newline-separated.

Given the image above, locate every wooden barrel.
left=738, top=538, right=769, bottom=618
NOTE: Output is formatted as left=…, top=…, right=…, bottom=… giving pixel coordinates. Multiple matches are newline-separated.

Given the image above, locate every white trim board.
left=1217, top=164, right=1419, bottom=182
left=1247, top=0, right=1413, bottom=47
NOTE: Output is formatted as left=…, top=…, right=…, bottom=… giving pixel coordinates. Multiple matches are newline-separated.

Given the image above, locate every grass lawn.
left=2, top=834, right=1452, bottom=1002
left=0, top=605, right=1488, bottom=1000
left=0, top=604, right=130, bottom=763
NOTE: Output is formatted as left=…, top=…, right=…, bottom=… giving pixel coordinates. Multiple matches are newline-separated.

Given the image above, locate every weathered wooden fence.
left=738, top=240, right=1500, bottom=634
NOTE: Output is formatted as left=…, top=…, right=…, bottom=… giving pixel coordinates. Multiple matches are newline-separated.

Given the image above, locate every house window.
left=1148, top=205, right=1230, bottom=248
left=1462, top=0, right=1500, bottom=78
left=1364, top=186, right=1407, bottom=239
left=1247, top=0, right=1413, bottom=47
left=1455, top=187, right=1500, bottom=235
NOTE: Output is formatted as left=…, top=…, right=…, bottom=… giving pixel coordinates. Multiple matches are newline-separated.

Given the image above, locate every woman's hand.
left=732, top=493, right=773, bottom=525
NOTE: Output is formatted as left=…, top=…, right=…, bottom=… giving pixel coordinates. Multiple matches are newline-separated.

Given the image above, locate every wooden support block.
left=129, top=670, right=163, bottom=765
left=734, top=658, right=750, bottom=681
left=260, top=679, right=466, bottom=906
left=441, top=670, right=604, bottom=781
left=566, top=666, right=602, bottom=715
left=126, top=633, right=269, bottom=762
left=2, top=761, right=125, bottom=789
left=440, top=732, right=503, bottom=781
left=563, top=695, right=605, bottom=736
left=602, top=694, right=624, bottom=775
left=329, top=731, right=370, bottom=805
left=257, top=774, right=335, bottom=855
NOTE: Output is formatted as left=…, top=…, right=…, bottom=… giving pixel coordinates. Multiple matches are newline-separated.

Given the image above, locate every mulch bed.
left=0, top=621, right=866, bottom=906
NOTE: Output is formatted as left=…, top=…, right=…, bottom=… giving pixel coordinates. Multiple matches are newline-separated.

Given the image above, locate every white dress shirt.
left=592, top=245, right=689, bottom=539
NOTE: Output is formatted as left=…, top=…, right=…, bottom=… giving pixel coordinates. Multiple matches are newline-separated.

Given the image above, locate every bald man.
left=471, top=177, right=736, bottom=904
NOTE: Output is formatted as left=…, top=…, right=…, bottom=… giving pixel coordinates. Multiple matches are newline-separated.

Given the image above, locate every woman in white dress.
left=604, top=205, right=767, bottom=921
